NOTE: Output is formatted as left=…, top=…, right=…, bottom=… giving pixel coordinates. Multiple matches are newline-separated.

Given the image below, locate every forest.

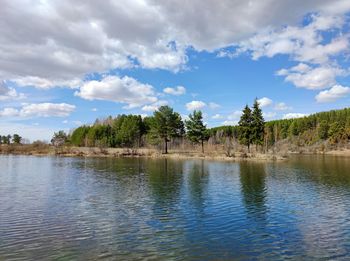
left=48, top=101, right=350, bottom=154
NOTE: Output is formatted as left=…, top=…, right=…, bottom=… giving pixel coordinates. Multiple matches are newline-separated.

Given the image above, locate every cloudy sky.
left=1, top=0, right=350, bottom=141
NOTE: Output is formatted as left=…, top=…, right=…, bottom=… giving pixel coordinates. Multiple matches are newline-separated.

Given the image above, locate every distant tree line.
left=52, top=104, right=350, bottom=153
left=0, top=134, right=22, bottom=145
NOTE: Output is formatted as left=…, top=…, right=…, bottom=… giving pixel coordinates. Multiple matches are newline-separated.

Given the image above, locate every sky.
left=1, top=0, right=350, bottom=141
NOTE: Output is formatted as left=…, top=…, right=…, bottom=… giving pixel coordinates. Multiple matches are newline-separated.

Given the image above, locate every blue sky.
left=0, top=1, right=350, bottom=141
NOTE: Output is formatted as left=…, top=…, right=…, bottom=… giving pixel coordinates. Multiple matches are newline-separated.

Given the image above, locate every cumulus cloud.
left=283, top=113, right=308, bottom=119
left=229, top=14, right=348, bottom=63
left=75, top=75, right=157, bottom=108
left=257, top=97, right=273, bottom=107
left=276, top=64, right=343, bottom=90
left=0, top=81, right=25, bottom=100
left=13, top=77, right=82, bottom=89
left=315, top=85, right=350, bottom=103
left=221, top=13, right=349, bottom=92
left=274, top=102, right=291, bottom=111
left=141, top=100, right=168, bottom=112
left=263, top=112, right=277, bottom=119
left=1, top=0, right=350, bottom=89
left=186, top=100, right=206, bottom=111
left=0, top=103, right=76, bottom=118
left=163, top=86, right=186, bottom=95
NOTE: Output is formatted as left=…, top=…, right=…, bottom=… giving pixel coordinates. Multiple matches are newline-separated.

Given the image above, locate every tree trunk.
left=247, top=143, right=250, bottom=153
left=201, top=139, right=204, bottom=153
left=164, top=138, right=168, bottom=154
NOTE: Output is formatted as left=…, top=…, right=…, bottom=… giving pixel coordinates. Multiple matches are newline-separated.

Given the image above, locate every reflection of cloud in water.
left=296, top=190, right=349, bottom=258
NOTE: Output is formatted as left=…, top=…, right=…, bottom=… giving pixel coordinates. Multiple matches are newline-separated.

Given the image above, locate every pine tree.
left=185, top=110, right=208, bottom=153
left=151, top=106, right=184, bottom=154
left=251, top=99, right=265, bottom=151
left=238, top=105, right=253, bottom=152
left=12, top=134, right=22, bottom=144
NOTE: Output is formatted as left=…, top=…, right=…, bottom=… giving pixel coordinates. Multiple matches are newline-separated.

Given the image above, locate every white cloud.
left=283, top=113, right=308, bottom=119
left=163, top=86, right=186, bottom=95
left=212, top=114, right=223, bottom=119
left=1, top=1, right=350, bottom=89
left=274, top=102, right=291, bottom=111
left=257, top=97, right=273, bottom=107
left=263, top=112, right=277, bottom=119
left=276, top=64, right=343, bottom=90
left=91, top=108, right=98, bottom=112
left=75, top=75, right=157, bottom=108
left=186, top=100, right=206, bottom=111
left=0, top=81, right=25, bottom=101
left=141, top=100, right=168, bottom=112
left=222, top=120, right=237, bottom=126
left=315, top=85, right=350, bottom=103
left=208, top=102, right=221, bottom=109
left=12, top=77, right=82, bottom=89
left=228, top=110, right=242, bottom=120
left=230, top=14, right=347, bottom=64
left=0, top=103, right=75, bottom=118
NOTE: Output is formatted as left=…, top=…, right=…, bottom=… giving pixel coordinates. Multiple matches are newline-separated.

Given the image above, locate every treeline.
left=208, top=107, right=350, bottom=150
left=0, top=134, right=22, bottom=145
left=53, top=100, right=265, bottom=153
left=53, top=104, right=350, bottom=153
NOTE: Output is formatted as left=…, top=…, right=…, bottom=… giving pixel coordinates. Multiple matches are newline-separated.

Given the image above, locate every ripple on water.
left=1, top=155, right=350, bottom=260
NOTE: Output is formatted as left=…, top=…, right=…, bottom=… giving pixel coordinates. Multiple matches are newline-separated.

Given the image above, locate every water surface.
left=1, top=155, right=350, bottom=260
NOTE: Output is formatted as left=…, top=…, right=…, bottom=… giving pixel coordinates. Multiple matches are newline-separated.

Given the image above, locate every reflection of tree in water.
left=239, top=162, right=267, bottom=221
left=147, top=159, right=184, bottom=207
left=188, top=160, right=209, bottom=212
left=289, top=155, right=350, bottom=188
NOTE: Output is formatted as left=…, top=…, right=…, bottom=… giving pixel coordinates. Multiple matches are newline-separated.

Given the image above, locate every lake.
left=1, top=155, right=350, bottom=260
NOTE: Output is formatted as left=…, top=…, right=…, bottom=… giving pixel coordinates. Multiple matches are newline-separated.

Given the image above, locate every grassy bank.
left=0, top=144, right=289, bottom=161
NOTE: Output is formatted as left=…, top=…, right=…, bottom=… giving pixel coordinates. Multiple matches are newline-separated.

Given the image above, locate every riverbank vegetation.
left=1, top=103, right=349, bottom=157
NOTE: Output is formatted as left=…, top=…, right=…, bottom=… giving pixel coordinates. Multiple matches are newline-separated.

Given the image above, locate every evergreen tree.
left=185, top=110, right=208, bottom=153
left=151, top=106, right=184, bottom=154
left=12, top=134, right=22, bottom=144
left=251, top=99, right=265, bottom=151
left=238, top=105, right=253, bottom=152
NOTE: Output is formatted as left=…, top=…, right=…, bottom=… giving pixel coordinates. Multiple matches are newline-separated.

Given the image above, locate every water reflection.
left=1, top=155, right=350, bottom=260
left=239, top=162, right=267, bottom=221
left=187, top=160, right=209, bottom=212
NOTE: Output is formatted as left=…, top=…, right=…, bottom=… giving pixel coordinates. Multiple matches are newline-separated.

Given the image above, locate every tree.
left=251, top=99, right=265, bottom=151
left=6, top=135, right=11, bottom=145
left=12, top=134, right=22, bottom=144
left=238, top=105, right=253, bottom=152
left=151, top=106, right=184, bottom=154
left=318, top=120, right=329, bottom=140
left=51, top=130, right=68, bottom=147
left=185, top=110, right=208, bottom=153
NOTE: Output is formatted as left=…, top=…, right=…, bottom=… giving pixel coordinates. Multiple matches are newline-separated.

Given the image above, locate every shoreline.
left=1, top=144, right=350, bottom=161
left=0, top=145, right=287, bottom=162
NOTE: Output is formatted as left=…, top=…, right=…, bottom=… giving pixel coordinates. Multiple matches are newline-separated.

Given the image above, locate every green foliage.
left=238, top=105, right=253, bottom=150
left=318, top=120, right=329, bottom=140
left=185, top=110, right=208, bottom=152
left=12, top=134, right=22, bottom=144
left=70, top=126, right=91, bottom=146
left=251, top=99, right=265, bottom=147
left=150, top=106, right=184, bottom=153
